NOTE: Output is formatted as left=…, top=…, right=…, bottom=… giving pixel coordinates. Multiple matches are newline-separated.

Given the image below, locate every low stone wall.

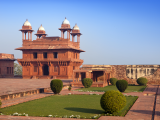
left=0, top=88, right=51, bottom=101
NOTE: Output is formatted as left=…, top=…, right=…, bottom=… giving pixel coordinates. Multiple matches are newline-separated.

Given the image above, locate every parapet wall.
left=0, top=53, right=14, bottom=59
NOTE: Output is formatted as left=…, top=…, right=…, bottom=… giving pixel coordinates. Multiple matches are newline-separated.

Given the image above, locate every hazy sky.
left=0, top=0, right=160, bottom=65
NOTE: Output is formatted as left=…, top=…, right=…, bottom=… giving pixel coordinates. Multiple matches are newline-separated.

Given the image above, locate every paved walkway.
left=0, top=78, right=71, bottom=96
left=0, top=78, right=159, bottom=120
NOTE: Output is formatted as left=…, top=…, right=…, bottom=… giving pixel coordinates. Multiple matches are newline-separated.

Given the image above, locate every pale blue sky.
left=0, top=0, right=160, bottom=65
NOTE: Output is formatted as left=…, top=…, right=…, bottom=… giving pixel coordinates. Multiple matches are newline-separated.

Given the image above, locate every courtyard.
left=0, top=78, right=159, bottom=120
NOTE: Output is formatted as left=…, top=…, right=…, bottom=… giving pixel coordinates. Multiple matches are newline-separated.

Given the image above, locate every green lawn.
left=76, top=85, right=146, bottom=93
left=0, top=95, right=138, bottom=119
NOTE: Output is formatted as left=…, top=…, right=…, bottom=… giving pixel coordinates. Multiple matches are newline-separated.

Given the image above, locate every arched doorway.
left=43, top=64, right=49, bottom=75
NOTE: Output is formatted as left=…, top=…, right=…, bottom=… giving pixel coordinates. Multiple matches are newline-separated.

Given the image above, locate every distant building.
left=16, top=18, right=84, bottom=79
left=0, top=53, right=15, bottom=78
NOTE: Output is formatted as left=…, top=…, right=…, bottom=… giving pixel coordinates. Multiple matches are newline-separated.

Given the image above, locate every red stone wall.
left=110, top=65, right=160, bottom=85
left=0, top=60, right=14, bottom=78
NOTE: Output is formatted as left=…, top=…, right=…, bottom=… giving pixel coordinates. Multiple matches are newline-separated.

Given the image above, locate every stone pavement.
left=0, top=78, right=159, bottom=120
left=0, top=78, right=71, bottom=96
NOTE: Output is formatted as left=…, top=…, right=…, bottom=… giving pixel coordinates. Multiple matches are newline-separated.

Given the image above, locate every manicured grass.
left=76, top=85, right=146, bottom=93
left=0, top=95, right=138, bottom=118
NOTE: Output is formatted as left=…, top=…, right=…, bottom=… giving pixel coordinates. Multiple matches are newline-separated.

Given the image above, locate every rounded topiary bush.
left=137, top=77, right=148, bottom=85
left=100, top=90, right=126, bottom=113
left=50, top=79, right=63, bottom=94
left=116, top=80, right=128, bottom=92
left=110, top=78, right=118, bottom=85
left=82, top=78, right=93, bottom=88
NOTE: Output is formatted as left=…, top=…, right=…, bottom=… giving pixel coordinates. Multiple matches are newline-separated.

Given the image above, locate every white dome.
left=73, top=24, right=80, bottom=30
left=62, top=17, right=70, bottom=25
left=23, top=19, right=31, bottom=26
left=38, top=24, right=45, bottom=31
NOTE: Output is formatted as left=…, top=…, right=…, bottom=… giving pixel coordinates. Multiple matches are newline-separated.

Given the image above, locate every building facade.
left=72, top=64, right=160, bottom=86
left=16, top=18, right=84, bottom=79
left=0, top=53, right=15, bottom=78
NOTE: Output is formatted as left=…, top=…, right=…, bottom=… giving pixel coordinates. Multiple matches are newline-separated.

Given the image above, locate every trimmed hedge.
left=137, top=77, right=148, bottom=85
left=50, top=79, right=63, bottom=94
left=110, top=78, right=118, bottom=85
left=82, top=78, right=93, bottom=88
left=100, top=90, right=126, bottom=113
left=116, top=80, right=128, bottom=92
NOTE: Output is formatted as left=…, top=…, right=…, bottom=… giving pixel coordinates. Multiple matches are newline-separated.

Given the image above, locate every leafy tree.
left=14, top=63, right=22, bottom=75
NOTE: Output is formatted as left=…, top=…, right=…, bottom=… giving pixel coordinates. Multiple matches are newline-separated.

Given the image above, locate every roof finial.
left=26, top=19, right=28, bottom=21
left=65, top=17, right=66, bottom=19
left=41, top=24, right=42, bottom=26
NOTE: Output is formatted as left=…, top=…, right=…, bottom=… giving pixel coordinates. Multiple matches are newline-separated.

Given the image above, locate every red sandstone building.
left=0, top=53, right=15, bottom=78
left=16, top=18, right=84, bottom=79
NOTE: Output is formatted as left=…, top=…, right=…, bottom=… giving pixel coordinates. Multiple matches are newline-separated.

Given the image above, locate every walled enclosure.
left=0, top=53, right=15, bottom=78
left=16, top=18, right=84, bottom=79
left=80, top=65, right=160, bottom=85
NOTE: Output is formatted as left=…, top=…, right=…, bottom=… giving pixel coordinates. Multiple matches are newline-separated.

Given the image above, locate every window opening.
left=43, top=52, right=47, bottom=58
left=53, top=52, right=58, bottom=58
left=33, top=52, right=37, bottom=59
left=7, top=67, right=9, bottom=74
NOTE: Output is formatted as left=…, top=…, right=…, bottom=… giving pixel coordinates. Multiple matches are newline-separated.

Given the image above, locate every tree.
left=14, top=63, right=22, bottom=75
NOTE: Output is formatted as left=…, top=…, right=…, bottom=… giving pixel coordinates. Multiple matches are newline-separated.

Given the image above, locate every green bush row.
left=110, top=77, right=148, bottom=86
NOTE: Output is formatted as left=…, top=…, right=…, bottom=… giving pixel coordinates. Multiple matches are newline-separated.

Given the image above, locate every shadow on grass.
left=64, top=107, right=103, bottom=114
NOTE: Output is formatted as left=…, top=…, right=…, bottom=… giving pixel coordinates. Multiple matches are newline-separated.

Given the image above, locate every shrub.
left=110, top=78, right=118, bottom=85
left=100, top=90, right=126, bottom=113
left=137, top=77, right=148, bottom=85
left=68, top=86, right=71, bottom=91
left=116, top=80, right=128, bottom=92
left=82, top=78, right=93, bottom=88
left=50, top=79, right=63, bottom=94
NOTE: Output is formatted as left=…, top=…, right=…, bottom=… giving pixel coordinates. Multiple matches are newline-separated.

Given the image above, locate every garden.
left=0, top=77, right=148, bottom=119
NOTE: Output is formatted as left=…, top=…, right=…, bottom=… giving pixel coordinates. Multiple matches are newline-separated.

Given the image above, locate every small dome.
left=73, top=24, right=80, bottom=30
left=38, top=24, right=45, bottom=31
left=62, top=17, right=70, bottom=25
left=23, top=19, right=31, bottom=26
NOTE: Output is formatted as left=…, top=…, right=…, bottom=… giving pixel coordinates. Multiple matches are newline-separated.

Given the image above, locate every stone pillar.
left=49, top=64, right=53, bottom=75
left=38, top=63, right=43, bottom=76
left=28, top=32, right=29, bottom=40
left=72, top=35, right=74, bottom=42
left=137, top=68, right=140, bottom=79
left=30, top=32, right=32, bottom=41
left=61, top=31, right=63, bottom=38
left=30, top=63, right=33, bottom=76
left=22, top=32, right=24, bottom=40
left=103, top=71, right=106, bottom=83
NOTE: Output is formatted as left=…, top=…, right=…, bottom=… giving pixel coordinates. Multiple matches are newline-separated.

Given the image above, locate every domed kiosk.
left=35, top=25, right=47, bottom=38
left=16, top=18, right=84, bottom=79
